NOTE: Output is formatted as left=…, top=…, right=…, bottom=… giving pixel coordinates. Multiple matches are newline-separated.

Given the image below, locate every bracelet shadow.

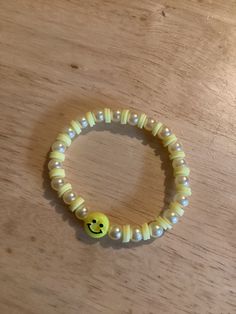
left=41, top=100, right=175, bottom=249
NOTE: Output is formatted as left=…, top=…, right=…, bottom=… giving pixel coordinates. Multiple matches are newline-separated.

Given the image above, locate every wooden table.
left=0, top=1, right=235, bottom=313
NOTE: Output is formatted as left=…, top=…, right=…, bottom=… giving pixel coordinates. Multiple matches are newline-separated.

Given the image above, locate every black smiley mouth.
left=87, top=223, right=103, bottom=234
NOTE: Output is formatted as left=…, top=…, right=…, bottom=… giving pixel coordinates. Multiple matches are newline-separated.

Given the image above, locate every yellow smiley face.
left=84, top=212, right=109, bottom=238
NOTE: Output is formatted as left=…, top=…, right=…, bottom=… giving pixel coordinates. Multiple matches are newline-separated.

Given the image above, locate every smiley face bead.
left=84, top=212, right=109, bottom=238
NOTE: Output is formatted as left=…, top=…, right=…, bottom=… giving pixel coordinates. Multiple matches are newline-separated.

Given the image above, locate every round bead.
left=84, top=212, right=109, bottom=239
left=109, top=225, right=122, bottom=240
left=128, top=112, right=139, bottom=126
left=63, top=190, right=77, bottom=204
left=51, top=177, right=66, bottom=191
left=149, top=222, right=164, bottom=238
left=169, top=142, right=183, bottom=153
left=163, top=211, right=179, bottom=224
left=63, top=126, right=76, bottom=139
left=48, top=159, right=63, bottom=170
left=51, top=141, right=66, bottom=153
left=158, top=125, right=172, bottom=139
left=174, top=194, right=189, bottom=207
left=94, top=110, right=104, bottom=123
left=112, top=110, right=121, bottom=122
left=172, top=158, right=187, bottom=168
left=131, top=226, right=143, bottom=242
left=75, top=206, right=88, bottom=220
left=144, top=117, right=156, bottom=131
left=175, top=176, right=190, bottom=187
left=77, top=117, right=88, bottom=128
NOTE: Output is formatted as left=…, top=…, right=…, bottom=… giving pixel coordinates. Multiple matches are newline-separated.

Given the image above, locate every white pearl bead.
left=63, top=126, right=76, bottom=139
left=112, top=110, right=121, bottom=123
left=51, top=141, right=66, bottom=153
left=174, top=194, right=189, bottom=207
left=163, top=211, right=179, bottom=224
left=128, top=112, right=139, bottom=126
left=77, top=116, right=88, bottom=128
left=48, top=159, right=63, bottom=170
left=94, top=110, right=104, bottom=123
left=158, top=125, right=172, bottom=139
left=51, top=177, right=65, bottom=191
left=75, top=206, right=88, bottom=219
left=149, top=222, right=164, bottom=238
left=172, top=158, right=186, bottom=168
left=131, top=226, right=143, bottom=242
left=109, top=225, right=122, bottom=240
left=63, top=190, right=77, bottom=204
left=169, top=142, right=183, bottom=153
left=175, top=176, right=190, bottom=187
left=144, top=117, right=156, bottom=131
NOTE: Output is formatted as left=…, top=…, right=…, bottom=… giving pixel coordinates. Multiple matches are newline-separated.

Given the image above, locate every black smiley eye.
left=99, top=223, right=103, bottom=228
left=92, top=219, right=96, bottom=223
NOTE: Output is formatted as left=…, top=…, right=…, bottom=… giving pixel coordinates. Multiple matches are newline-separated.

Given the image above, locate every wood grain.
left=0, top=1, right=235, bottom=313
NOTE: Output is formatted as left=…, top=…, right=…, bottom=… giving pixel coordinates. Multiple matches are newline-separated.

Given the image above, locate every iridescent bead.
left=109, top=225, right=122, bottom=240
left=48, top=159, right=63, bottom=170
left=175, top=176, right=190, bottom=187
left=144, top=117, right=156, bottom=131
left=94, top=110, right=104, bottom=123
left=77, top=116, right=88, bottom=128
left=75, top=206, right=88, bottom=219
left=112, top=110, right=121, bottom=123
left=63, top=126, right=76, bottom=139
left=149, top=222, right=164, bottom=238
left=51, top=177, right=66, bottom=191
left=172, top=158, right=187, bottom=168
left=163, top=211, right=179, bottom=224
left=51, top=141, right=66, bottom=153
left=158, top=125, right=172, bottom=139
left=131, top=226, right=143, bottom=242
left=128, top=112, right=139, bottom=126
left=174, top=194, right=189, bottom=207
left=169, top=142, right=183, bottom=153
left=63, top=190, right=77, bottom=204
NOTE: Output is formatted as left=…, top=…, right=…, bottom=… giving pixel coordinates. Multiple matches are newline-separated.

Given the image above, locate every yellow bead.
left=152, top=122, right=163, bottom=136
left=176, top=186, right=192, bottom=196
left=137, top=113, right=147, bottom=128
left=141, top=222, right=150, bottom=240
left=174, top=166, right=190, bottom=177
left=163, top=134, right=177, bottom=147
left=70, top=120, right=82, bottom=135
left=84, top=212, right=109, bottom=238
left=169, top=151, right=186, bottom=160
left=122, top=224, right=131, bottom=243
left=57, top=183, right=72, bottom=198
left=121, top=109, right=130, bottom=124
left=49, top=168, right=65, bottom=179
left=49, top=151, right=65, bottom=162
left=104, top=108, right=112, bottom=123
left=85, top=111, right=96, bottom=127
left=56, top=133, right=72, bottom=147
left=69, top=196, right=85, bottom=212
left=156, top=216, right=172, bottom=230
left=169, top=202, right=185, bottom=217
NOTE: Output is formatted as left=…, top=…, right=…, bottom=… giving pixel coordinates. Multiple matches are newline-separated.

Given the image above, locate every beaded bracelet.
left=48, top=108, right=191, bottom=243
